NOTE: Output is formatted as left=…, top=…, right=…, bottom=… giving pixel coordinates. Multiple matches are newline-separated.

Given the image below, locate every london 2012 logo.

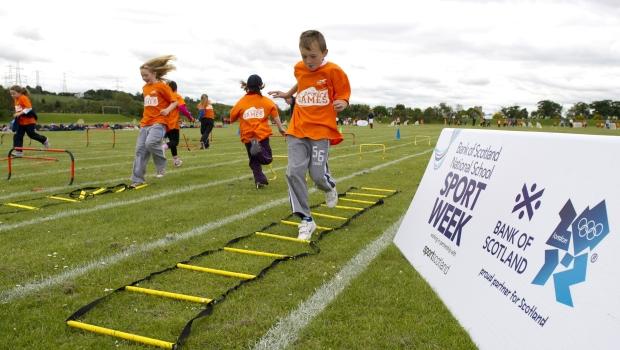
left=531, top=199, right=610, bottom=307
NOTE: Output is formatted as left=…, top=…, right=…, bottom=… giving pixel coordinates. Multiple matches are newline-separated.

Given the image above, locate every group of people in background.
left=7, top=29, right=350, bottom=241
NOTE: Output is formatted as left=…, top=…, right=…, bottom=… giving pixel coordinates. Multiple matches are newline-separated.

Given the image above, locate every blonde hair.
left=300, top=30, right=327, bottom=52
left=140, top=55, right=176, bottom=79
left=9, top=85, right=29, bottom=96
left=198, top=94, right=210, bottom=108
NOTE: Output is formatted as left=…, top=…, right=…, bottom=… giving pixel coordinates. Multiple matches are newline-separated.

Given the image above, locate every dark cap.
left=247, top=74, right=263, bottom=89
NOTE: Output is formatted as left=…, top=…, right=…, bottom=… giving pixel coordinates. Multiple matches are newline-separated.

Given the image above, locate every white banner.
left=394, top=129, right=619, bottom=349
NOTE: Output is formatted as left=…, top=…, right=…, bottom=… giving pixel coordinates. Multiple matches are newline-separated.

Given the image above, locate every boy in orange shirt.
left=230, top=74, right=286, bottom=188
left=269, top=30, right=351, bottom=240
left=9, top=85, right=49, bottom=157
left=131, top=55, right=178, bottom=187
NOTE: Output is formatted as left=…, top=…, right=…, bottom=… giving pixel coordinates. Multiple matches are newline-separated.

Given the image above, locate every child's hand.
left=278, top=126, right=286, bottom=136
left=268, top=91, right=288, bottom=99
left=334, top=100, right=348, bottom=112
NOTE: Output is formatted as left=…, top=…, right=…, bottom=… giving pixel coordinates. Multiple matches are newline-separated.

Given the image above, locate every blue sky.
left=1, top=0, right=619, bottom=113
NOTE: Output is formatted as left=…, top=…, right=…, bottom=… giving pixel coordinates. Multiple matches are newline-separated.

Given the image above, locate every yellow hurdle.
left=360, top=187, right=397, bottom=193
left=320, top=204, right=363, bottom=211
left=176, top=263, right=256, bottom=280
left=280, top=220, right=333, bottom=231
left=125, top=285, right=212, bottom=304
left=310, top=212, right=348, bottom=221
left=4, top=202, right=39, bottom=210
left=66, top=320, right=175, bottom=349
left=223, top=247, right=288, bottom=259
left=255, top=231, right=310, bottom=244
left=339, top=198, right=375, bottom=205
left=346, top=192, right=388, bottom=198
left=47, top=195, right=79, bottom=203
left=359, top=143, right=386, bottom=159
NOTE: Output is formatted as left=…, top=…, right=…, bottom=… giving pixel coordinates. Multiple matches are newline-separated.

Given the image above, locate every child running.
left=163, top=80, right=195, bottom=167
left=130, top=55, right=178, bottom=187
left=9, top=85, right=49, bottom=157
left=197, top=94, right=215, bottom=149
left=269, top=30, right=351, bottom=240
left=229, top=74, right=286, bottom=189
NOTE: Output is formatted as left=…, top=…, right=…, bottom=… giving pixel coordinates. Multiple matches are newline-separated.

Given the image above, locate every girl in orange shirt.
left=229, top=74, right=285, bottom=188
left=197, top=94, right=215, bottom=149
left=9, top=85, right=49, bottom=157
left=163, top=80, right=195, bottom=167
left=131, top=55, right=178, bottom=187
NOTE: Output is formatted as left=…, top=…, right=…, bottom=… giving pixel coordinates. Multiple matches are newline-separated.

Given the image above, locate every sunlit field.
left=0, top=123, right=617, bottom=349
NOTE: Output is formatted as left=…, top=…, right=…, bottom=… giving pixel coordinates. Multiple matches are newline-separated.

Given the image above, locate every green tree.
left=589, top=100, right=614, bottom=118
left=566, top=102, right=591, bottom=119
left=534, top=100, right=562, bottom=118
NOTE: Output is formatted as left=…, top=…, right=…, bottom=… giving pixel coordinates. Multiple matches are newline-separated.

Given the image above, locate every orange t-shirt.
left=286, top=61, right=350, bottom=144
left=141, top=81, right=175, bottom=127
left=198, top=102, right=215, bottom=119
left=229, top=93, right=279, bottom=143
left=166, top=93, right=186, bottom=130
left=14, top=95, right=36, bottom=126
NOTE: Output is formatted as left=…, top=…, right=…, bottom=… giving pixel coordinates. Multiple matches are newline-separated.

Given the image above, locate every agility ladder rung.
left=361, top=187, right=397, bottom=193
left=47, top=195, right=79, bottom=203
left=125, top=285, right=212, bottom=304
left=346, top=192, right=388, bottom=198
left=255, top=231, right=310, bottom=244
left=223, top=247, right=289, bottom=259
left=176, top=263, right=256, bottom=280
left=320, top=204, right=363, bottom=211
left=310, top=211, right=348, bottom=221
left=339, top=198, right=376, bottom=205
left=67, top=320, right=175, bottom=349
left=280, top=220, right=333, bottom=231
left=3, top=203, right=39, bottom=210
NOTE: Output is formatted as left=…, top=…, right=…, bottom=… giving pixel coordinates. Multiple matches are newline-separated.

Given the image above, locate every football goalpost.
left=101, top=106, right=121, bottom=115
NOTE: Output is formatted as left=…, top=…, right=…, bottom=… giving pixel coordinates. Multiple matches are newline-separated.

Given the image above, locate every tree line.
left=1, top=85, right=619, bottom=124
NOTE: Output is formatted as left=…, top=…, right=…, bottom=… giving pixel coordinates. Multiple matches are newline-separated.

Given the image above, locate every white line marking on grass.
left=252, top=217, right=404, bottom=350
left=0, top=149, right=430, bottom=303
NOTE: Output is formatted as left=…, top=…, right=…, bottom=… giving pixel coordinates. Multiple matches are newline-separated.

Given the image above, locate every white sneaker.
left=325, top=187, right=338, bottom=208
left=44, top=139, right=50, bottom=149
left=155, top=169, right=165, bottom=178
left=297, top=219, right=317, bottom=240
left=173, top=158, right=183, bottom=167
left=12, top=151, right=23, bottom=158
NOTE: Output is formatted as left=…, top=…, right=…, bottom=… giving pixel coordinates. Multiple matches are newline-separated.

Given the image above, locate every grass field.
left=0, top=123, right=618, bottom=349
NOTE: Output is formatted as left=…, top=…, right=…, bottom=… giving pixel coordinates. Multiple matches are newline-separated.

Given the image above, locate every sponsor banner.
left=394, top=129, right=620, bottom=349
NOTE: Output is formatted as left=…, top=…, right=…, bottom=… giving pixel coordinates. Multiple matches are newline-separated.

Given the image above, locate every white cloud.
left=0, top=0, right=618, bottom=114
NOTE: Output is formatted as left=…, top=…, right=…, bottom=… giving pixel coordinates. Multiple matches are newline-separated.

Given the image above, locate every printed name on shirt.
left=242, top=107, right=265, bottom=120
left=296, top=87, right=329, bottom=107
left=144, top=95, right=159, bottom=107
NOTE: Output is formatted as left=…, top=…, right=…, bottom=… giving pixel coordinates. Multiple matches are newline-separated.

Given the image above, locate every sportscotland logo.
left=531, top=199, right=610, bottom=307
left=512, top=183, right=544, bottom=220
left=433, top=129, right=461, bottom=170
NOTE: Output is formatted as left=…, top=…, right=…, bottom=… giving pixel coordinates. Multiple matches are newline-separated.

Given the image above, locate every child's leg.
left=244, top=142, right=268, bottom=185
left=255, top=138, right=273, bottom=165
left=168, top=129, right=179, bottom=157
left=307, top=139, right=335, bottom=192
left=145, top=124, right=167, bottom=174
left=13, top=124, right=27, bottom=148
left=131, top=127, right=150, bottom=183
left=24, top=125, right=47, bottom=145
left=202, top=119, right=214, bottom=147
left=286, top=136, right=312, bottom=218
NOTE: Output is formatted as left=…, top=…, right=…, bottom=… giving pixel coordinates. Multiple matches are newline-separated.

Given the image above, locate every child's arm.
left=272, top=116, right=286, bottom=136
left=178, top=104, right=195, bottom=122
left=333, top=100, right=348, bottom=112
left=160, top=101, right=178, bottom=116
left=268, top=84, right=297, bottom=99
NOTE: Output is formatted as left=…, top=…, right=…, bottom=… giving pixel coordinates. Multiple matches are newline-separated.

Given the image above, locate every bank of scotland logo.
left=433, top=129, right=461, bottom=170
left=532, top=199, right=610, bottom=307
